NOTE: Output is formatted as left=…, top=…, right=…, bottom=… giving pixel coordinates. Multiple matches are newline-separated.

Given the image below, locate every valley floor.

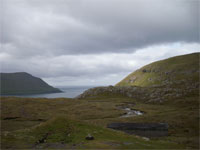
left=1, top=92, right=199, bottom=149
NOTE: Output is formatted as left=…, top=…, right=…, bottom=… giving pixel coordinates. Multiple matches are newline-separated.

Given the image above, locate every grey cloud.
left=0, top=0, right=199, bottom=86
left=1, top=43, right=199, bottom=80
left=0, top=53, right=133, bottom=78
left=1, top=0, right=199, bottom=57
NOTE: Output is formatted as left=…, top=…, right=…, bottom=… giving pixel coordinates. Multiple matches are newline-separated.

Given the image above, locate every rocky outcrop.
left=76, top=80, right=199, bottom=102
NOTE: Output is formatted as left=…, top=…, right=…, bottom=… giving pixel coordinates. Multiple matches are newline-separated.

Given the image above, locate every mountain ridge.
left=0, top=72, right=62, bottom=95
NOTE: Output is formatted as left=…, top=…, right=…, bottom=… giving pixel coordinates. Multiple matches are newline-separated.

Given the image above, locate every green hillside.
left=116, top=53, right=199, bottom=87
left=0, top=72, right=62, bottom=95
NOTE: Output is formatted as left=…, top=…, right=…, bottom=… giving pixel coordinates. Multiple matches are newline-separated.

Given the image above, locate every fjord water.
left=4, top=86, right=94, bottom=98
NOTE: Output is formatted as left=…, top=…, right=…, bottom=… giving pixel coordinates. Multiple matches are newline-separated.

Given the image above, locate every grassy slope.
left=116, top=53, right=199, bottom=87
left=1, top=92, right=199, bottom=149
left=2, top=116, right=180, bottom=149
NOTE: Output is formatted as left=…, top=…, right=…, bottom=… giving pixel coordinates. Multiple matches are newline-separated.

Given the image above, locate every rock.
left=123, top=142, right=133, bottom=145
left=103, top=141, right=121, bottom=146
left=36, top=133, right=49, bottom=144
left=76, top=79, right=199, bottom=103
left=85, top=134, right=94, bottom=140
left=3, top=131, right=9, bottom=136
left=142, top=69, right=147, bottom=73
left=129, top=76, right=137, bottom=83
left=142, top=137, right=150, bottom=141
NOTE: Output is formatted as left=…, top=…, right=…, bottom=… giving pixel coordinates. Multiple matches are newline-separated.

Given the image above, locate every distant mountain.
left=116, top=53, right=199, bottom=87
left=0, top=72, right=62, bottom=95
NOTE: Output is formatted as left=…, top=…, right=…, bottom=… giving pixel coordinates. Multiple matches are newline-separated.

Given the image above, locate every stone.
left=129, top=76, right=137, bottom=83
left=142, top=137, right=150, bottom=141
left=123, top=142, right=133, bottom=145
left=35, top=133, right=49, bottom=145
left=85, top=134, right=94, bottom=140
left=142, top=69, right=147, bottom=73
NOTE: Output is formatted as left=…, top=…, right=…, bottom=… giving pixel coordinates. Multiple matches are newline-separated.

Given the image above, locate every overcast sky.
left=0, top=0, right=199, bottom=86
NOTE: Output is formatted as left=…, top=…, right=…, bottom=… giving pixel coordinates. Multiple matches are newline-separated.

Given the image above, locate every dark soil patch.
left=107, top=123, right=168, bottom=137
left=3, top=117, right=20, bottom=120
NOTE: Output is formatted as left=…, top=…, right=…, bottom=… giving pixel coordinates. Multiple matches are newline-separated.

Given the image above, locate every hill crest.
left=116, top=52, right=199, bottom=87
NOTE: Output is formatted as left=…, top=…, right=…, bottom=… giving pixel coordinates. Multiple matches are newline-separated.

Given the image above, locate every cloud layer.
left=0, top=0, right=199, bottom=85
